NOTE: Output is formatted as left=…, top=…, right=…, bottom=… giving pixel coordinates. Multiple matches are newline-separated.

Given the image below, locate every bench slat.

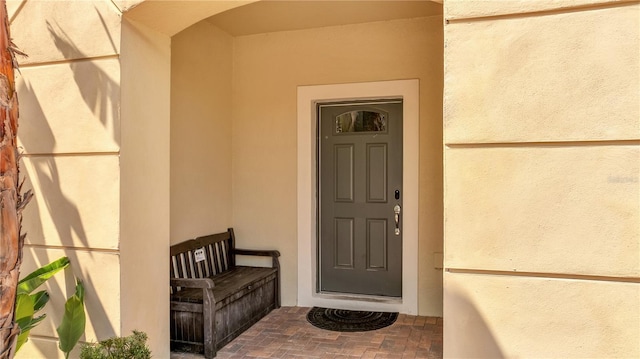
left=170, top=301, right=203, bottom=313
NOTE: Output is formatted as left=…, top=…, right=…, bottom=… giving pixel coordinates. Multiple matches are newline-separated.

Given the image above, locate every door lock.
left=393, top=204, right=401, bottom=235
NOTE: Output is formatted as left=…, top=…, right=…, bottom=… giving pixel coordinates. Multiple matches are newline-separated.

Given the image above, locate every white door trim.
left=297, top=79, right=419, bottom=314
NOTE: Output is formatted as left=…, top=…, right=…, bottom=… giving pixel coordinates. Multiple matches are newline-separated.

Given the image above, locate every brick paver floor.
left=171, top=306, right=443, bottom=359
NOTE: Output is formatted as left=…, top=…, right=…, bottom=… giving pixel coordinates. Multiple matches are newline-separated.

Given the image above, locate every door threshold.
left=317, top=291, right=402, bottom=304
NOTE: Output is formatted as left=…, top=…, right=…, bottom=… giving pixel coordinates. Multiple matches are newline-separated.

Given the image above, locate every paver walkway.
left=171, top=306, right=443, bottom=359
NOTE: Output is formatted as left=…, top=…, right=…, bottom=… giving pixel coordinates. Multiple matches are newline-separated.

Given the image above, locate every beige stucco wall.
left=171, top=21, right=233, bottom=242
left=443, top=1, right=640, bottom=358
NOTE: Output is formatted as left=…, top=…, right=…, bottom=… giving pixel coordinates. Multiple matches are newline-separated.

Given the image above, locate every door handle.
left=393, top=204, right=401, bottom=235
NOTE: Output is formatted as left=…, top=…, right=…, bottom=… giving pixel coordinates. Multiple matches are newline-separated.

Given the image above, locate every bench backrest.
left=170, top=229, right=237, bottom=281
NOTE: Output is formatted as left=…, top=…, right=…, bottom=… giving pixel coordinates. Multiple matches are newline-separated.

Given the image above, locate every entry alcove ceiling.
left=206, top=0, right=443, bottom=36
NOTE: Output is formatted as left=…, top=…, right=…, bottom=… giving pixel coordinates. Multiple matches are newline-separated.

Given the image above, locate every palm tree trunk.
left=0, top=1, right=30, bottom=358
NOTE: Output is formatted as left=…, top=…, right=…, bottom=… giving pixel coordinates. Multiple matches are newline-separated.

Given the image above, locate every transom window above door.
left=335, top=110, right=388, bottom=134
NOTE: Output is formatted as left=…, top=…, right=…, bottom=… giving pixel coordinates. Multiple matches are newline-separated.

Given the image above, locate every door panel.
left=334, top=218, right=354, bottom=268
left=319, top=101, right=403, bottom=297
left=334, top=145, right=354, bottom=202
left=366, top=219, right=388, bottom=270
left=367, top=144, right=388, bottom=202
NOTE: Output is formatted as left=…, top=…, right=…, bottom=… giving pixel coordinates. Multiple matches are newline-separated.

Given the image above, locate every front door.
left=318, top=100, right=403, bottom=297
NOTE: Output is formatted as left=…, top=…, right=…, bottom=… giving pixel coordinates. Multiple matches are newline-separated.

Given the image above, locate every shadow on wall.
left=46, top=17, right=120, bottom=138
left=18, top=79, right=118, bottom=352
left=18, top=79, right=118, bottom=343
left=19, top=83, right=88, bottom=248
left=444, top=286, right=505, bottom=359
left=15, top=5, right=121, bottom=351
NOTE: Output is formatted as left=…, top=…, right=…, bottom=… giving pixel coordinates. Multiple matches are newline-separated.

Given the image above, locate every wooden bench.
left=169, top=228, right=280, bottom=358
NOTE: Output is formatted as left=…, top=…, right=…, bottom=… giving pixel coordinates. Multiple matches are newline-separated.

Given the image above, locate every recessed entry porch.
left=122, top=0, right=444, bottom=354
left=167, top=0, right=444, bottom=315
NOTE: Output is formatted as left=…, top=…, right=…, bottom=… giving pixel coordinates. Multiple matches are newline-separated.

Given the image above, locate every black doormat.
left=306, top=307, right=398, bottom=332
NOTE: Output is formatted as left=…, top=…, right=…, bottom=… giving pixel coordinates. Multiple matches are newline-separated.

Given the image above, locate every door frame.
left=297, top=79, right=419, bottom=314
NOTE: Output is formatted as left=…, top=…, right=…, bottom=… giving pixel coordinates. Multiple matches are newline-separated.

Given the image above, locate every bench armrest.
left=170, top=277, right=215, bottom=289
left=235, top=249, right=280, bottom=258
left=235, top=248, right=281, bottom=269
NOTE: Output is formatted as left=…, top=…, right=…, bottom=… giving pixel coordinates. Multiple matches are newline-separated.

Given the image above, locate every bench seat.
left=171, top=266, right=277, bottom=305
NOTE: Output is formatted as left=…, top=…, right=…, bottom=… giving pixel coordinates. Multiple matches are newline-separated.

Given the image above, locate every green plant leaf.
left=18, top=257, right=70, bottom=294
left=20, top=314, right=47, bottom=332
left=16, top=313, right=48, bottom=352
left=15, top=293, right=35, bottom=352
left=15, top=293, right=34, bottom=322
left=15, top=292, right=49, bottom=352
left=16, top=328, right=31, bottom=353
left=57, top=280, right=86, bottom=358
left=31, top=290, right=50, bottom=312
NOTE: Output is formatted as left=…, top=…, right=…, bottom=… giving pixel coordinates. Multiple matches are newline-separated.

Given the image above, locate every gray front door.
left=318, top=100, right=403, bottom=297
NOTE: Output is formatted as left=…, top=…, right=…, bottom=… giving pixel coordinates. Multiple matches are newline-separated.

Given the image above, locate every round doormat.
left=306, top=307, right=398, bottom=332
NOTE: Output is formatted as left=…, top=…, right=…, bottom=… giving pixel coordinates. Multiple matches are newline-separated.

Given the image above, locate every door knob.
left=393, top=204, right=401, bottom=235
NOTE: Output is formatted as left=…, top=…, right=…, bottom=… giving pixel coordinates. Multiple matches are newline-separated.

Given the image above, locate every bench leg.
left=273, top=257, right=281, bottom=309
left=276, top=272, right=281, bottom=309
left=203, top=291, right=216, bottom=358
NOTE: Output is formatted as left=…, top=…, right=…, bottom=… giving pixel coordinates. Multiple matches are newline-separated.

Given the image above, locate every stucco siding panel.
left=445, top=145, right=640, bottom=277
left=444, top=3, right=640, bottom=143
left=20, top=247, right=121, bottom=343
left=17, top=58, right=121, bottom=154
left=444, top=272, right=640, bottom=358
left=10, top=0, right=121, bottom=64
left=445, top=0, right=630, bottom=20
left=21, top=155, right=120, bottom=250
